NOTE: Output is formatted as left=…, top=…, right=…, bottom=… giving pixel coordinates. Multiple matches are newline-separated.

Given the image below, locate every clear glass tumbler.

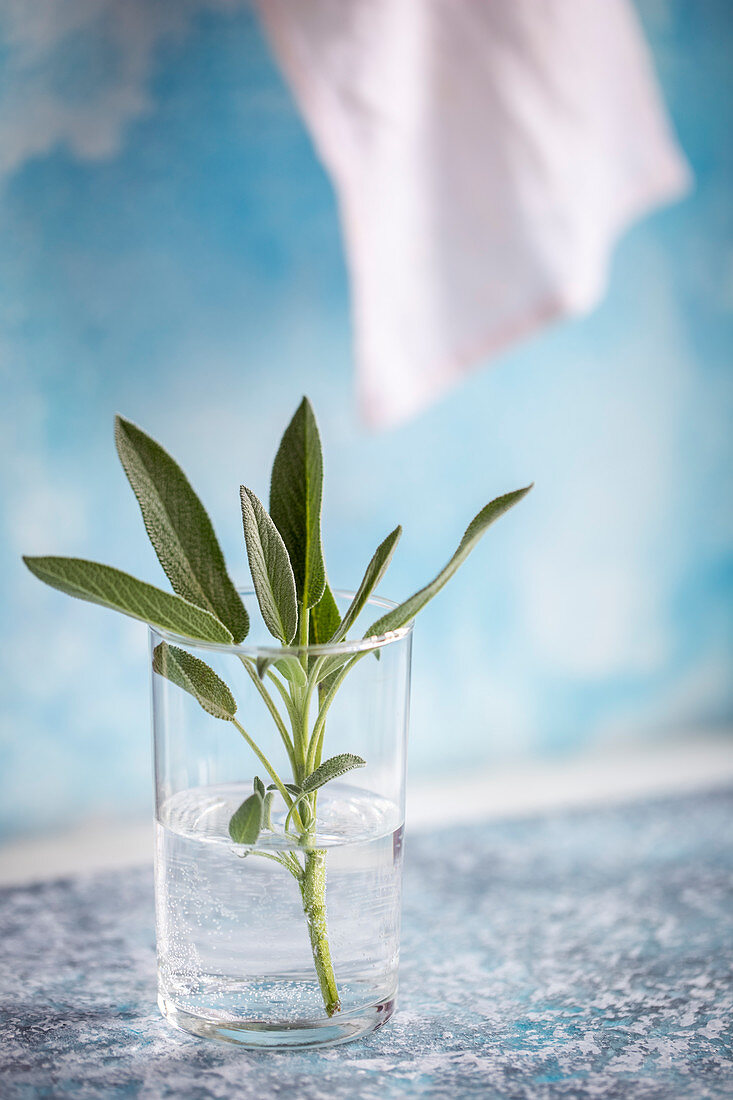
left=150, top=589, right=412, bottom=1049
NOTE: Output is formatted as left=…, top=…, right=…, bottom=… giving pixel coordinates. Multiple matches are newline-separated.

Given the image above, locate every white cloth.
left=256, top=0, right=691, bottom=428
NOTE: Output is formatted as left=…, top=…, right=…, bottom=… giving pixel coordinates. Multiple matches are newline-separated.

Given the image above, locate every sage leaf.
left=229, top=792, right=263, bottom=844
left=314, top=655, right=351, bottom=684
left=310, top=580, right=341, bottom=645
left=254, top=655, right=306, bottom=686
left=301, top=753, right=366, bottom=794
left=152, top=643, right=237, bottom=720
left=262, top=790, right=275, bottom=830
left=364, top=486, right=533, bottom=637
left=269, top=397, right=326, bottom=611
left=256, top=656, right=272, bottom=680
left=309, top=579, right=343, bottom=703
left=313, top=527, right=402, bottom=680
left=240, top=486, right=298, bottom=644
left=115, top=416, right=248, bottom=642
left=23, top=557, right=233, bottom=643
left=274, top=657, right=307, bottom=686
left=330, top=526, right=401, bottom=643
left=268, top=782, right=302, bottom=796
left=253, top=775, right=266, bottom=799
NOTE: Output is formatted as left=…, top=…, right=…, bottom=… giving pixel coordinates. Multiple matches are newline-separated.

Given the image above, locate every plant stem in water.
left=300, top=845, right=340, bottom=1016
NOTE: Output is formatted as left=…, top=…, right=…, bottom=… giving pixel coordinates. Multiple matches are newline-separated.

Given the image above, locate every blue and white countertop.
left=1, top=789, right=732, bottom=1099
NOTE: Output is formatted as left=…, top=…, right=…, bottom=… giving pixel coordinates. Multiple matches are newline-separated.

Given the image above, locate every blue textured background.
left=1, top=1, right=732, bottom=839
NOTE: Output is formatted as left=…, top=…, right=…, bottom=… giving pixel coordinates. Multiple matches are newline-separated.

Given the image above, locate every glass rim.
left=148, top=587, right=414, bottom=658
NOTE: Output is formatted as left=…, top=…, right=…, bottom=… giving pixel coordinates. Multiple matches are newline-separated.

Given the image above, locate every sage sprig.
left=364, top=487, right=533, bottom=637
left=152, top=643, right=237, bottom=720
left=270, top=397, right=327, bottom=620
left=115, top=416, right=248, bottom=642
left=22, top=557, right=233, bottom=643
left=23, top=395, right=531, bottom=1018
left=240, top=486, right=298, bottom=644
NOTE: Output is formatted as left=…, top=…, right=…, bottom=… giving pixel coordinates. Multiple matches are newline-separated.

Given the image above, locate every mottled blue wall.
left=1, top=1, right=731, bottom=838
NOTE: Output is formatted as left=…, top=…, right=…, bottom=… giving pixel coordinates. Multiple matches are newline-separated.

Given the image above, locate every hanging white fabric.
left=256, top=0, right=691, bottom=428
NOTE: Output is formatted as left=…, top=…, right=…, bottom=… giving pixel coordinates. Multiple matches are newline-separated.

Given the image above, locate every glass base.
left=158, top=991, right=396, bottom=1049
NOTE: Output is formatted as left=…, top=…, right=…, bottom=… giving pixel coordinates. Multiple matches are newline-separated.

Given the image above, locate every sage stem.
left=300, top=845, right=340, bottom=1016
left=230, top=717, right=304, bottom=830
left=238, top=655, right=296, bottom=772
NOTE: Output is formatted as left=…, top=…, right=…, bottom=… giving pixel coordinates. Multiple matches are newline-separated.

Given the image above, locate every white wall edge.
left=1, top=735, right=731, bottom=887
left=406, top=734, right=733, bottom=831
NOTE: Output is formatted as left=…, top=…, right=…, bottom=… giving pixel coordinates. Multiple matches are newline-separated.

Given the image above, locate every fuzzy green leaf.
left=255, top=655, right=306, bottom=685
left=312, top=527, right=401, bottom=684
left=269, top=397, right=326, bottom=611
left=309, top=579, right=343, bottom=705
left=331, top=526, right=401, bottom=643
left=255, top=656, right=272, bottom=680
left=152, top=642, right=237, bottom=719
left=253, top=776, right=266, bottom=799
left=268, top=782, right=303, bottom=796
left=301, top=753, right=366, bottom=794
left=240, top=486, right=298, bottom=644
left=23, top=556, right=233, bottom=643
left=115, top=416, right=248, bottom=642
left=310, top=580, right=341, bottom=645
left=274, top=657, right=307, bottom=686
left=365, top=486, right=533, bottom=637
left=229, top=792, right=263, bottom=844
left=262, top=790, right=275, bottom=830
left=314, top=654, right=351, bottom=685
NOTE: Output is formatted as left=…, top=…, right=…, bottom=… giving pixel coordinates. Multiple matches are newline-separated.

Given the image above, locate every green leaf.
left=240, top=486, right=298, bottom=644
left=269, top=397, right=326, bottom=611
left=309, top=580, right=343, bottom=705
left=262, top=790, right=275, bottom=830
left=313, top=527, right=401, bottom=680
left=330, top=526, right=401, bottom=643
left=152, top=642, right=237, bottom=720
left=301, top=753, right=366, bottom=794
left=364, top=486, right=533, bottom=637
left=229, top=792, right=263, bottom=844
left=268, top=782, right=303, bottom=796
left=253, top=775, right=266, bottom=799
left=254, top=655, right=306, bottom=686
left=274, top=657, right=307, bottom=686
left=310, top=580, right=341, bottom=645
left=314, top=655, right=351, bottom=685
left=23, top=556, right=234, bottom=643
left=115, top=416, right=248, bottom=642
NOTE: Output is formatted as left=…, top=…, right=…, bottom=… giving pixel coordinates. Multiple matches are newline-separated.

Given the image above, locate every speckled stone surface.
left=1, top=789, right=732, bottom=1099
